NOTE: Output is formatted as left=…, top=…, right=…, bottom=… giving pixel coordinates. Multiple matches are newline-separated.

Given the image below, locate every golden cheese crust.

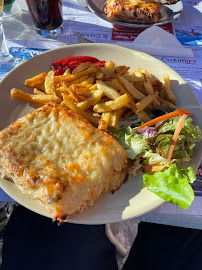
left=105, top=0, right=160, bottom=24
left=0, top=103, right=128, bottom=221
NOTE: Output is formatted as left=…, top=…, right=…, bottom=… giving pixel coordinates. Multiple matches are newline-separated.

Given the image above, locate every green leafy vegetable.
left=147, top=134, right=196, bottom=160
left=110, top=116, right=201, bottom=210
left=146, top=117, right=201, bottom=161
left=143, top=163, right=196, bottom=209
left=142, top=151, right=167, bottom=166
left=157, top=117, right=201, bottom=141
left=110, top=126, right=149, bottom=159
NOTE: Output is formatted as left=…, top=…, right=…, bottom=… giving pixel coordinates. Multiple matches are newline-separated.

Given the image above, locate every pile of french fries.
left=10, top=60, right=177, bottom=131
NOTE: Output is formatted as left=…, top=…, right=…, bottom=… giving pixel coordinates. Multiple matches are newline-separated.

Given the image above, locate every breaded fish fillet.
left=0, top=103, right=128, bottom=222
left=105, top=0, right=160, bottom=24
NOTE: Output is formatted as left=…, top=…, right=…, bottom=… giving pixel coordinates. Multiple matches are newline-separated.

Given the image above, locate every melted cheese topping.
left=0, top=103, right=127, bottom=220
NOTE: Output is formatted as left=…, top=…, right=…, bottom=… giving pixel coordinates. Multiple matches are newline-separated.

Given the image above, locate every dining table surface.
left=1, top=0, right=202, bottom=229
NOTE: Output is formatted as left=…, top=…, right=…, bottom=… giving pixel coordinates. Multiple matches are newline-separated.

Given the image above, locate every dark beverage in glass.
left=25, top=0, right=63, bottom=38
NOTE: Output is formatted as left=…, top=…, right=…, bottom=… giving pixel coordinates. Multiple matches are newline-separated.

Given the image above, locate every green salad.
left=110, top=111, right=201, bottom=209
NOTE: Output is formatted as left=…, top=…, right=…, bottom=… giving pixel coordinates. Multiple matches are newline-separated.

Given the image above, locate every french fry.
left=121, top=74, right=144, bottom=83
left=163, top=74, right=176, bottom=105
left=93, top=93, right=130, bottom=113
left=12, top=59, right=177, bottom=132
left=119, top=76, right=145, bottom=100
left=153, top=98, right=161, bottom=106
left=77, top=90, right=103, bottom=110
left=105, top=61, right=115, bottom=68
left=80, top=77, right=95, bottom=86
left=69, top=76, right=89, bottom=86
left=45, top=70, right=56, bottom=96
left=134, top=70, right=144, bottom=79
left=133, top=84, right=148, bottom=96
left=95, top=72, right=105, bottom=80
left=56, top=81, right=69, bottom=89
left=33, top=88, right=45, bottom=95
left=158, top=86, right=166, bottom=99
left=72, top=63, right=98, bottom=74
left=156, top=96, right=178, bottom=110
left=25, top=81, right=46, bottom=92
left=113, top=79, right=137, bottom=113
left=98, top=112, right=111, bottom=130
left=67, top=87, right=80, bottom=103
left=82, top=89, right=96, bottom=97
left=102, top=80, right=118, bottom=89
left=99, top=97, right=111, bottom=103
left=82, top=83, right=94, bottom=90
left=69, top=84, right=90, bottom=95
left=10, top=88, right=62, bottom=104
left=137, top=68, right=152, bottom=78
left=150, top=77, right=163, bottom=87
left=66, top=84, right=93, bottom=102
left=108, top=108, right=125, bottom=128
left=55, top=84, right=69, bottom=93
left=63, top=68, right=71, bottom=75
left=136, top=91, right=159, bottom=111
left=62, top=95, right=99, bottom=125
left=24, top=72, right=47, bottom=88
left=35, top=82, right=46, bottom=92
left=89, top=84, right=98, bottom=91
left=96, top=80, right=120, bottom=100
left=97, top=66, right=129, bottom=80
left=55, top=66, right=99, bottom=83
left=83, top=84, right=93, bottom=90
left=85, top=110, right=101, bottom=118
left=143, top=74, right=154, bottom=95
left=143, top=75, right=160, bottom=106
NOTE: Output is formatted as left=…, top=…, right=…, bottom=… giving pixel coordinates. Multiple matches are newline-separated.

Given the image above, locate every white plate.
left=0, top=44, right=201, bottom=224
left=87, top=0, right=183, bottom=28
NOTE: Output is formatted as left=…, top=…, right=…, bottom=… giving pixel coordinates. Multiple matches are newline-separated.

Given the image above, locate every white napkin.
left=116, top=26, right=194, bottom=58
left=194, top=1, right=202, bottom=13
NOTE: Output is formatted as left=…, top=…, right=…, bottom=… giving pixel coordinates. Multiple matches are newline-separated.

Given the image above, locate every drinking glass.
left=0, top=0, right=13, bottom=62
left=25, top=0, right=63, bottom=38
left=3, top=0, right=21, bottom=20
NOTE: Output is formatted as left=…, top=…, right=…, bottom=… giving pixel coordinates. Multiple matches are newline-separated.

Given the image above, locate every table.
left=1, top=0, right=202, bottom=229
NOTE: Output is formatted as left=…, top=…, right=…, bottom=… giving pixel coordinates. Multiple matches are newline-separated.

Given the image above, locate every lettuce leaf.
left=110, top=126, right=149, bottom=159
left=142, top=150, right=167, bottom=166
left=147, top=134, right=196, bottom=160
left=143, top=163, right=196, bottom=209
left=147, top=117, right=201, bottom=161
left=157, top=116, right=201, bottom=141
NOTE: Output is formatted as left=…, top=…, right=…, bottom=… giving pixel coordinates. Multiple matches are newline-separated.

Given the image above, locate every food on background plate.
left=104, top=0, right=160, bottom=24
left=0, top=55, right=201, bottom=221
left=0, top=103, right=129, bottom=222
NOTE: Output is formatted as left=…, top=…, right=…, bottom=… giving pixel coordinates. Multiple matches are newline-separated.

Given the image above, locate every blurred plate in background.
left=87, top=0, right=183, bottom=28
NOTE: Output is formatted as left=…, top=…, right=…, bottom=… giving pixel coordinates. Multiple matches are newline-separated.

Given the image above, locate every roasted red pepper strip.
left=50, top=56, right=106, bottom=75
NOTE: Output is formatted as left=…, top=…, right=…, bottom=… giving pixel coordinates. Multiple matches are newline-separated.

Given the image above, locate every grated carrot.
left=135, top=108, right=192, bottom=131
left=143, top=114, right=188, bottom=172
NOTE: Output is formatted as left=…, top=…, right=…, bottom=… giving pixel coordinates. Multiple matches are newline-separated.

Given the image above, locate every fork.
left=77, top=36, right=94, bottom=44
